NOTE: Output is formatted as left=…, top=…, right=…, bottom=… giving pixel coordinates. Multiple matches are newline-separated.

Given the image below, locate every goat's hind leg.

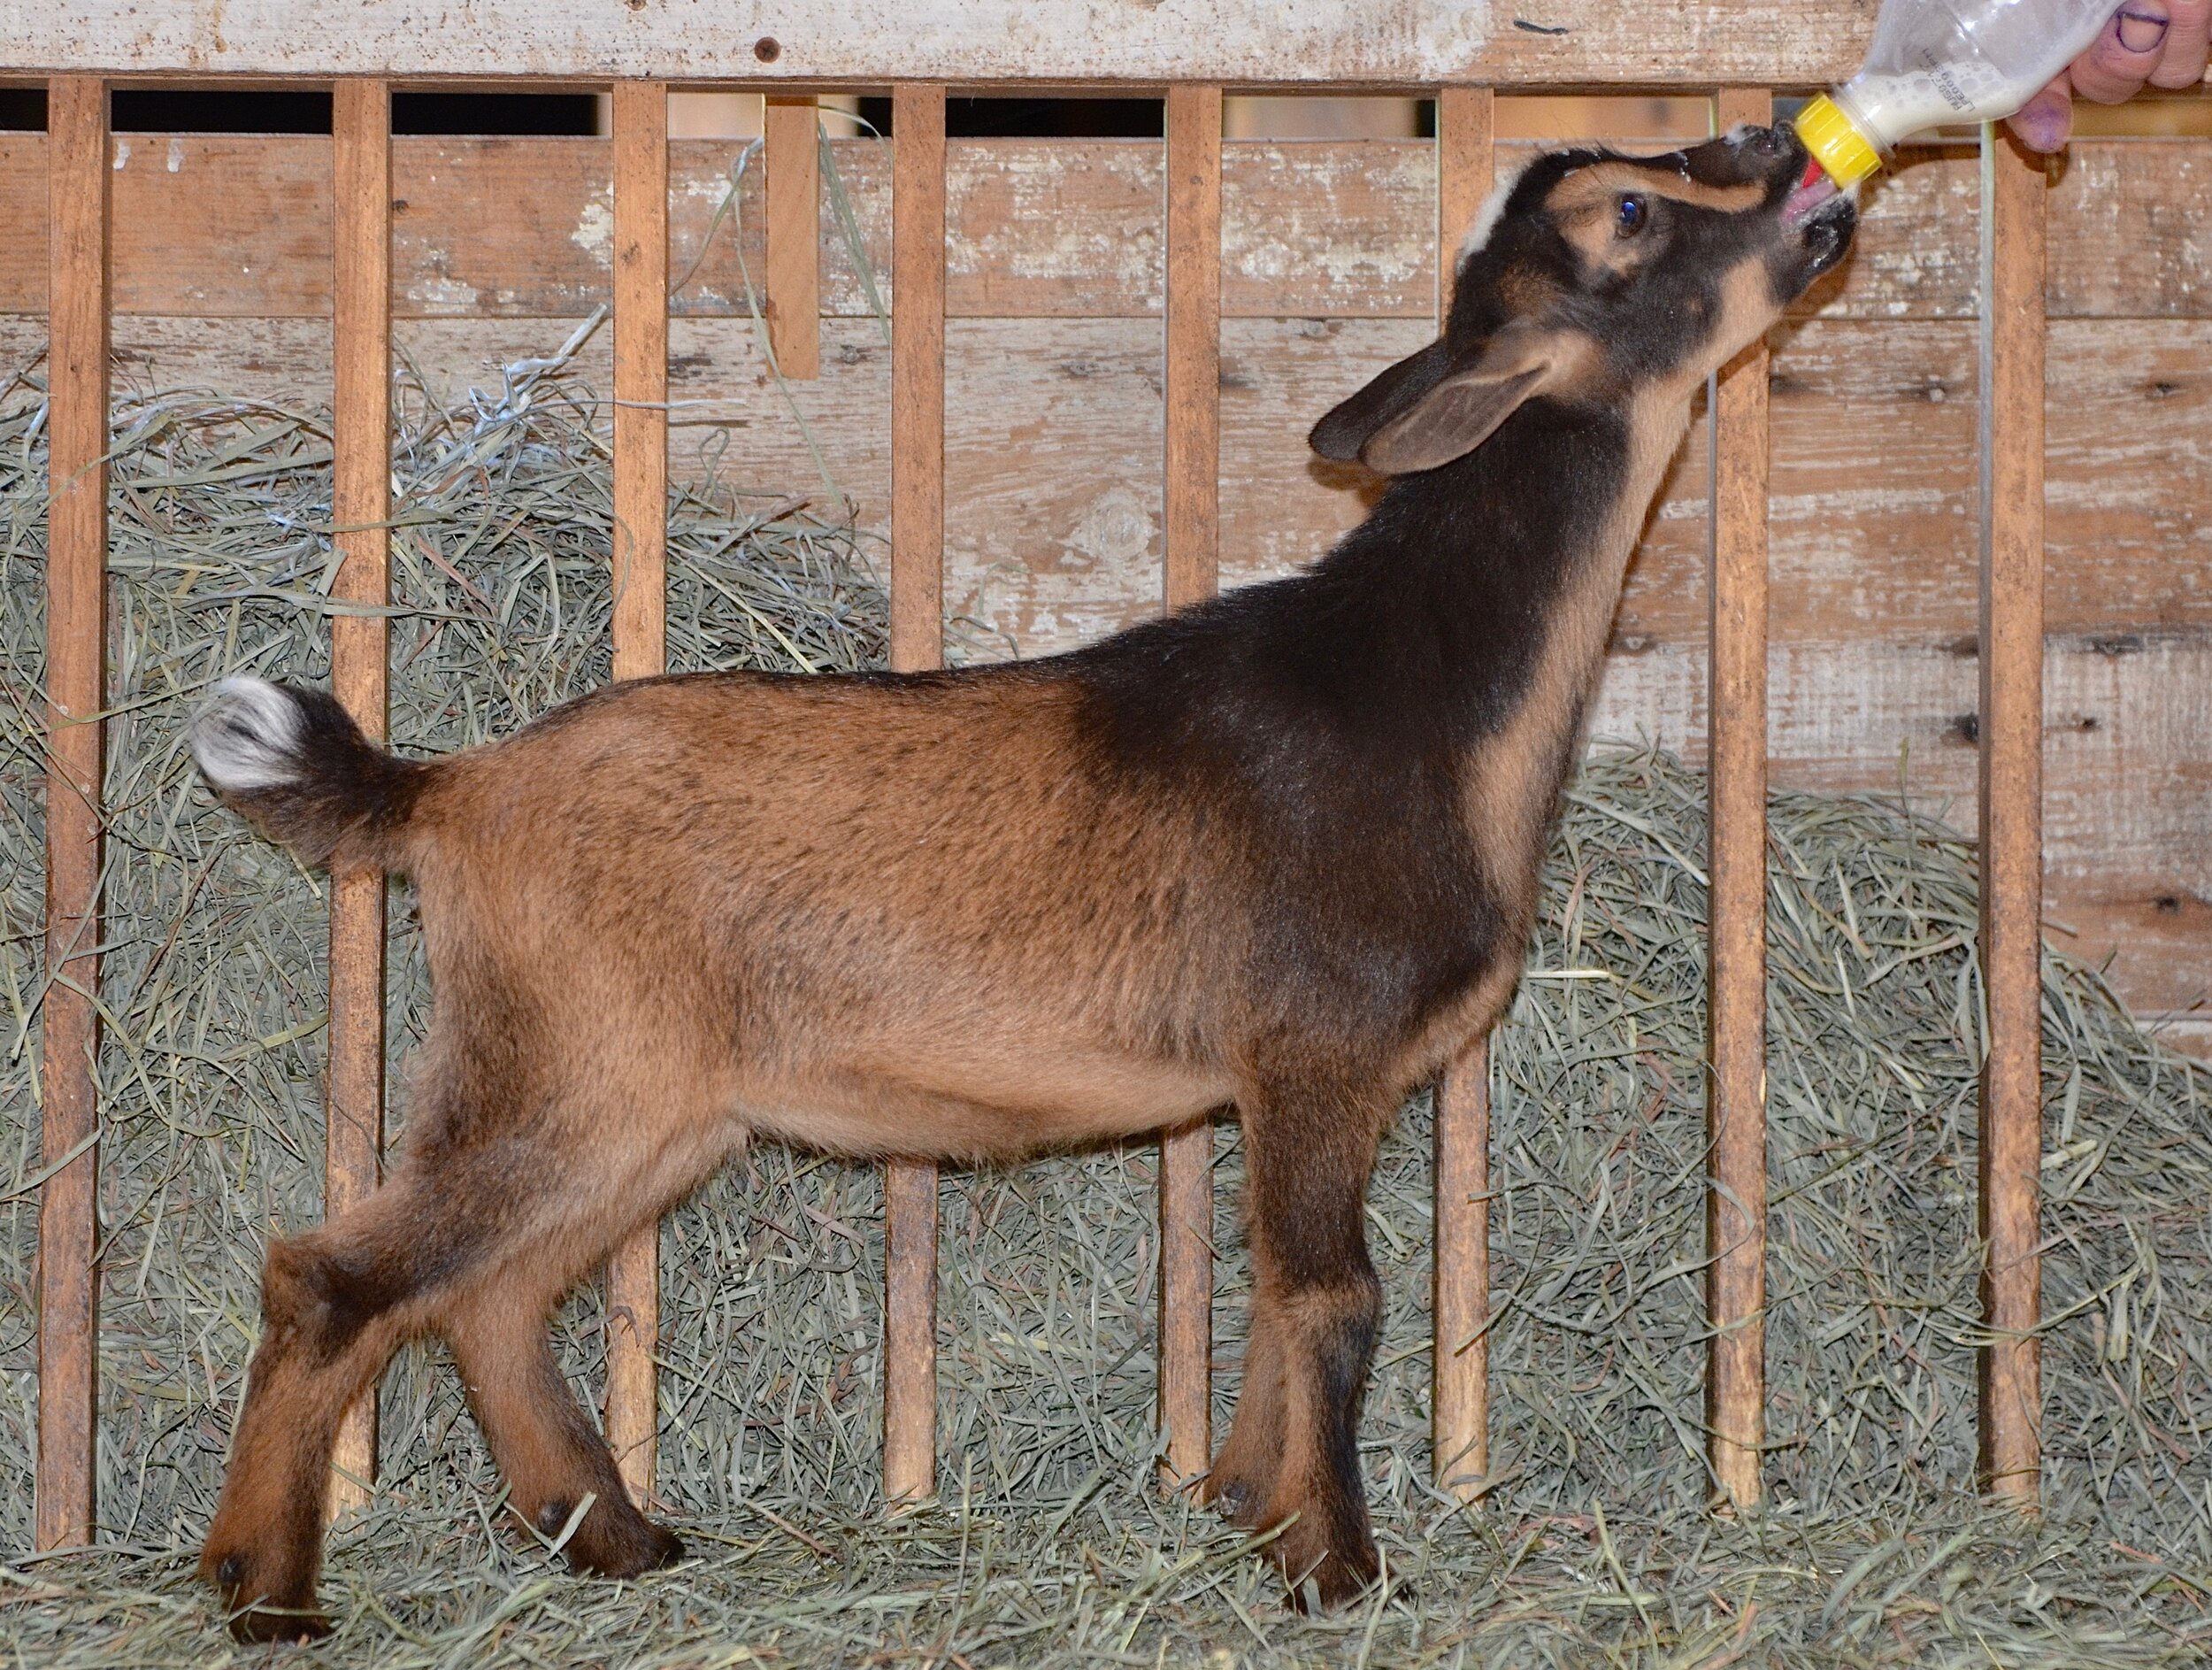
left=1207, top=1285, right=1287, bottom=1527
left=199, top=1170, right=480, bottom=1641
left=442, top=1272, right=683, bottom=1578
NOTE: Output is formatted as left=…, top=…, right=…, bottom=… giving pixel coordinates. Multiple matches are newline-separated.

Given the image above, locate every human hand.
left=2008, top=2, right=2211, bottom=151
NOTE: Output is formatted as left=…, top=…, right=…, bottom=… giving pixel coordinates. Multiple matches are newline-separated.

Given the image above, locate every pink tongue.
left=1784, top=171, right=1839, bottom=225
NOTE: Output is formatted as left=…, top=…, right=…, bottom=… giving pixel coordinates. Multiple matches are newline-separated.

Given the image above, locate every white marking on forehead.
left=1721, top=121, right=1758, bottom=145
left=1456, top=156, right=1532, bottom=264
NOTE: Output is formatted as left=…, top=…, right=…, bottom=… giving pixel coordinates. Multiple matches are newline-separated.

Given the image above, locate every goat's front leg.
left=1229, top=1080, right=1391, bottom=1609
left=198, top=1172, right=465, bottom=1641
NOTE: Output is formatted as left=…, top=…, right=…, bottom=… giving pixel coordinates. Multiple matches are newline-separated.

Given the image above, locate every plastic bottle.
left=1793, top=0, right=2127, bottom=187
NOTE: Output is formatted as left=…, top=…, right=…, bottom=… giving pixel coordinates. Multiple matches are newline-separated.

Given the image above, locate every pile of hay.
left=4, top=338, right=2210, bottom=1666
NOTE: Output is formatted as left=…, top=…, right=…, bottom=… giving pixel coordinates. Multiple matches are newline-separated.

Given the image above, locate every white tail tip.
left=189, top=676, right=304, bottom=792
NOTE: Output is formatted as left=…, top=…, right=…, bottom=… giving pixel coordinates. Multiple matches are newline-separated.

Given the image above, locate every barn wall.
left=2, top=131, right=2207, bottom=1046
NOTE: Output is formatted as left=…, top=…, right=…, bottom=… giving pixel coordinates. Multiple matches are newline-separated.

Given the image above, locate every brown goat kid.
left=189, top=129, right=1854, bottom=1639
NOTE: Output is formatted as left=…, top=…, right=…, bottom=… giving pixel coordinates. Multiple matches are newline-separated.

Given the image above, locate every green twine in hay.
left=3, top=340, right=2210, bottom=1665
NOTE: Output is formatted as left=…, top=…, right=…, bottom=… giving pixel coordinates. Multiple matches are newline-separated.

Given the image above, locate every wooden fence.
left=19, top=52, right=2186, bottom=1546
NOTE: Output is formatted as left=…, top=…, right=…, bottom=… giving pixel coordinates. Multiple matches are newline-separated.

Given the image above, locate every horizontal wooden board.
left=2, top=136, right=2207, bottom=322
left=19, top=1, right=1886, bottom=85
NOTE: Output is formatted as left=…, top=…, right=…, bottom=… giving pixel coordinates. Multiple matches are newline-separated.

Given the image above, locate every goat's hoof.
left=563, top=1508, right=685, bottom=1580
left=228, top=1603, right=334, bottom=1645
left=1271, top=1522, right=1381, bottom=1613
left=203, top=1545, right=329, bottom=1643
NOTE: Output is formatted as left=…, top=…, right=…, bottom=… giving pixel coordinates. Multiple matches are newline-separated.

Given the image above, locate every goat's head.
left=1311, top=125, right=1855, bottom=475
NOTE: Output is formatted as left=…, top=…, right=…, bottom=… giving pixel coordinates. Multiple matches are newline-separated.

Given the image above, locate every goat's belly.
left=734, top=1043, right=1235, bottom=1162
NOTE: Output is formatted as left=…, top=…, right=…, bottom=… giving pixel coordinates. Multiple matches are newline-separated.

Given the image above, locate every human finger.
left=2069, top=4, right=2172, bottom=103
left=2147, top=0, right=2211, bottom=87
left=2006, top=73, right=2075, bottom=150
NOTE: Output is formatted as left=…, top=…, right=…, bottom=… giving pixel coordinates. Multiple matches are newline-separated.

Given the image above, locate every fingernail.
left=2116, top=7, right=2170, bottom=53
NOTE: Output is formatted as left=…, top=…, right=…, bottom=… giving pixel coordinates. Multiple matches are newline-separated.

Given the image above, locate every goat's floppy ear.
left=1356, top=329, right=1563, bottom=474
left=1308, top=340, right=1454, bottom=464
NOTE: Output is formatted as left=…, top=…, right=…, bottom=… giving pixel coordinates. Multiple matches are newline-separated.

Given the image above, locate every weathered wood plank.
left=1432, top=83, right=1494, bottom=1505
left=35, top=73, right=107, bottom=1558
left=884, top=83, right=948, bottom=1510
left=604, top=80, right=669, bottom=1510
left=1706, top=83, right=1771, bottom=1517
left=1978, top=129, right=2047, bottom=1507
left=2048, top=139, right=2212, bottom=319
left=326, top=75, right=391, bottom=1520
left=1158, top=82, right=1221, bottom=1495
left=4, top=137, right=2202, bottom=324
left=764, top=97, right=820, bottom=379
left=20, top=1, right=1882, bottom=86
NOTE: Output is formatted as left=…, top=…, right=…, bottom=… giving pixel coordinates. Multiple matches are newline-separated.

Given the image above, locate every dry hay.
left=2, top=335, right=2210, bottom=1667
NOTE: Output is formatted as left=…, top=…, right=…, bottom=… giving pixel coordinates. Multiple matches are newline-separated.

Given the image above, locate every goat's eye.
left=1616, top=195, right=1648, bottom=237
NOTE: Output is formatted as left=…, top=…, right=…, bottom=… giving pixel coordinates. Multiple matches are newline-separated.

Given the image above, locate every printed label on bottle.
left=1909, top=44, right=2010, bottom=112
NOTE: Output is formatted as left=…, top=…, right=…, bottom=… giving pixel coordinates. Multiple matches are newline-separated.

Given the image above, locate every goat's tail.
left=188, top=677, right=434, bottom=872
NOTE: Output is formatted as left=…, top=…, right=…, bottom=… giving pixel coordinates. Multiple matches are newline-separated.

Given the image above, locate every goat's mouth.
left=1782, top=165, right=1841, bottom=228
left=1785, top=181, right=1857, bottom=285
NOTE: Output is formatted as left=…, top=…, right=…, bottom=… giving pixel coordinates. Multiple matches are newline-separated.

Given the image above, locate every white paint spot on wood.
left=572, top=196, right=614, bottom=261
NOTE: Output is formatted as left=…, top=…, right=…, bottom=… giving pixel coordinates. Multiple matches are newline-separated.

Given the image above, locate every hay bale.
left=3, top=339, right=2209, bottom=1665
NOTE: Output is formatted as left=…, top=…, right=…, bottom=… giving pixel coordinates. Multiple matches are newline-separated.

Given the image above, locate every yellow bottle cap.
left=1793, top=92, right=1882, bottom=189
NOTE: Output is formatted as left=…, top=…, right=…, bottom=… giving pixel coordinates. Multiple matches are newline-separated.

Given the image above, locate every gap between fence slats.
left=1978, top=125, right=2047, bottom=1506
left=604, top=79, right=670, bottom=1510
left=764, top=96, right=821, bottom=379
left=326, top=77, right=393, bottom=1519
left=35, top=73, right=108, bottom=1556
left=884, top=81, right=948, bottom=1509
left=1431, top=82, right=1494, bottom=1503
left=1706, top=84, right=1774, bottom=1517
left=1157, top=81, right=1222, bottom=1493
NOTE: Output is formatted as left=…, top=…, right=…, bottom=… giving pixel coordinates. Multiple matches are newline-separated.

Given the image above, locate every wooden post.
left=326, top=77, right=393, bottom=1518
left=1431, top=83, right=1494, bottom=1502
left=1705, top=85, right=1773, bottom=1516
left=1978, top=124, right=2047, bottom=1507
left=884, top=81, right=947, bottom=1508
left=604, top=79, right=669, bottom=1508
left=764, top=96, right=821, bottom=379
left=1158, top=81, right=1222, bottom=1492
left=35, top=73, right=108, bottom=1555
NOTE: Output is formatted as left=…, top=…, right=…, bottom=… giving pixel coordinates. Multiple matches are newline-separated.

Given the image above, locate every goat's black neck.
left=1074, top=398, right=1640, bottom=770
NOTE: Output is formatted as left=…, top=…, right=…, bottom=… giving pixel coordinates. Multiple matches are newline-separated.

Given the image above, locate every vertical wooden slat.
left=1706, top=85, right=1773, bottom=1516
left=1978, top=124, right=2047, bottom=1507
left=35, top=73, right=108, bottom=1554
left=884, top=81, right=947, bottom=1508
left=1158, top=81, right=1221, bottom=1491
left=326, top=77, right=393, bottom=1518
left=604, top=78, right=669, bottom=1508
left=1431, top=82, right=1494, bottom=1502
left=764, top=96, right=821, bottom=380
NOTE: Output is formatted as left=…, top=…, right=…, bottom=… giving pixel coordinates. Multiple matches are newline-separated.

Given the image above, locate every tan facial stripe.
left=1547, top=160, right=1766, bottom=218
